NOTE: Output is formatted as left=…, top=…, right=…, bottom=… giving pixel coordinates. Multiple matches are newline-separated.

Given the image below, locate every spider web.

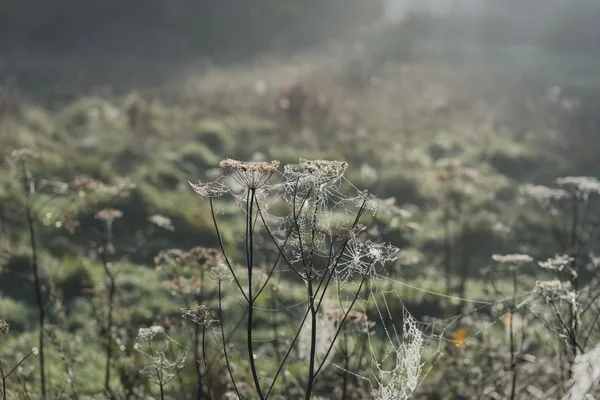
left=320, top=272, right=538, bottom=400
left=212, top=160, right=542, bottom=399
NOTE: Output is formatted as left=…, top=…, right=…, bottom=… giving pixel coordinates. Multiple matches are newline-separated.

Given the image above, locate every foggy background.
left=2, top=0, right=600, bottom=90
left=2, top=1, right=600, bottom=399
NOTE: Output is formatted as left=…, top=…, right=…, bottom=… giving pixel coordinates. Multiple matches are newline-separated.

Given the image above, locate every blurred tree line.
left=0, top=0, right=383, bottom=60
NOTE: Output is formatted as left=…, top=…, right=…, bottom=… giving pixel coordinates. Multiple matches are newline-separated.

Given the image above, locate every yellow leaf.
left=453, top=328, right=468, bottom=348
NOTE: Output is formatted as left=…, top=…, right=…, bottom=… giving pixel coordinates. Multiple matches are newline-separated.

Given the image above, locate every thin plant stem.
left=20, top=160, right=46, bottom=399
left=195, top=268, right=205, bottom=400
left=4, top=350, right=36, bottom=380
left=305, top=280, right=318, bottom=400
left=218, top=280, right=242, bottom=399
left=1, top=360, right=6, bottom=400
left=101, top=224, right=116, bottom=398
left=265, top=306, right=312, bottom=400
left=209, top=199, right=248, bottom=301
left=304, top=197, right=320, bottom=400
left=148, top=343, right=165, bottom=400
left=245, top=189, right=264, bottom=399
left=201, top=325, right=212, bottom=400
left=509, top=268, right=518, bottom=400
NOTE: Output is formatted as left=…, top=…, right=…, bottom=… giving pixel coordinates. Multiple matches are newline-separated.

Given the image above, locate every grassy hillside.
left=1, top=52, right=599, bottom=399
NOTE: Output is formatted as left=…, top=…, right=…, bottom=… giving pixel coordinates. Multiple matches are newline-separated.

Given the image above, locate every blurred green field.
left=1, top=22, right=600, bottom=397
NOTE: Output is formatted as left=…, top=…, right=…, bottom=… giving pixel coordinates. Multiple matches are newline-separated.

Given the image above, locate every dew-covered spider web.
left=210, top=159, right=542, bottom=399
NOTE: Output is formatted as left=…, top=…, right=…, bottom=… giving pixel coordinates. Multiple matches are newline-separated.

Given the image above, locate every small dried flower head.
left=8, top=148, right=39, bottom=163
left=535, top=280, right=563, bottom=296
left=69, top=177, right=103, bottom=194
left=555, top=176, right=600, bottom=196
left=156, top=247, right=222, bottom=270
left=317, top=217, right=365, bottom=239
left=0, top=319, right=9, bottom=335
left=32, top=347, right=39, bottom=355
left=519, top=184, right=568, bottom=203
left=189, top=180, right=229, bottom=199
left=219, top=158, right=280, bottom=189
left=284, top=159, right=347, bottom=192
left=538, top=254, right=577, bottom=277
left=95, top=208, right=123, bottom=223
left=181, top=303, right=218, bottom=326
left=137, top=326, right=165, bottom=341
left=148, top=214, right=175, bottom=231
left=135, top=325, right=188, bottom=386
left=492, top=254, right=533, bottom=265
left=210, top=263, right=233, bottom=281
left=185, top=247, right=223, bottom=267
left=155, top=249, right=185, bottom=268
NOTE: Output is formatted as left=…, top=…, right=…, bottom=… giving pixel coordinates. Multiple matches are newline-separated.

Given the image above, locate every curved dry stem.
left=209, top=198, right=249, bottom=302
left=218, top=281, right=243, bottom=399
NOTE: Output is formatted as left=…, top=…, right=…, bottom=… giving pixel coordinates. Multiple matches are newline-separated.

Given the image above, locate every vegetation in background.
left=2, top=2, right=600, bottom=398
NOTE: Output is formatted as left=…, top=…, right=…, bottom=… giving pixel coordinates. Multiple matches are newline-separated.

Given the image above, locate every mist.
left=2, top=1, right=600, bottom=400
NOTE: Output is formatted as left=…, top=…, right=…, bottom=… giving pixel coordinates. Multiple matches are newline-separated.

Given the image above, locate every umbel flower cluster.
left=183, top=158, right=420, bottom=400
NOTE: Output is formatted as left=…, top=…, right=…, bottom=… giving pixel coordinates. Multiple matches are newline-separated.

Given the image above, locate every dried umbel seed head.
left=219, top=159, right=280, bottom=189
left=155, top=247, right=223, bottom=270
left=95, top=208, right=124, bottom=223
left=210, top=263, right=233, bottom=281
left=8, top=148, right=39, bottom=163
left=519, top=184, right=568, bottom=203
left=69, top=177, right=103, bottom=193
left=185, top=247, right=223, bottom=267
left=555, top=176, right=600, bottom=196
left=317, top=217, right=365, bottom=239
left=491, top=254, right=533, bottom=265
left=0, top=319, right=9, bottom=335
left=284, top=159, right=348, bottom=191
left=136, top=326, right=165, bottom=341
left=538, top=254, right=575, bottom=272
left=189, top=180, right=229, bottom=199
left=181, top=303, right=218, bottom=327
left=148, top=214, right=175, bottom=231
left=535, top=280, right=563, bottom=296
left=154, top=249, right=185, bottom=268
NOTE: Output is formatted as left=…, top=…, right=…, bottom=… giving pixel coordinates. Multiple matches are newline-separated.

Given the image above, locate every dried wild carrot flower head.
left=69, top=177, right=103, bottom=193
left=189, top=180, right=229, bottom=199
left=185, top=247, right=223, bottom=267
left=95, top=208, right=124, bottom=223
left=148, top=214, right=175, bottom=231
left=219, top=158, right=280, bottom=189
left=284, top=158, right=347, bottom=192
left=317, top=217, right=365, bottom=239
left=8, top=148, right=39, bottom=163
left=181, top=303, right=218, bottom=327
left=0, top=319, right=9, bottom=335
left=491, top=254, right=533, bottom=265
